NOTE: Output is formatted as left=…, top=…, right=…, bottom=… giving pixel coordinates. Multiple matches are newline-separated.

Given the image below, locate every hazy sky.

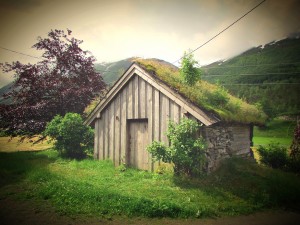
left=0, top=0, right=300, bottom=87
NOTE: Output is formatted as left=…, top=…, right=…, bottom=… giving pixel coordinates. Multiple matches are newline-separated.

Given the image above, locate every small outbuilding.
left=85, top=59, right=266, bottom=172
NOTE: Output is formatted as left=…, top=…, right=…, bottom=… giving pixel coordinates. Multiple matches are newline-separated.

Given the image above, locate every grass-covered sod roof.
left=134, top=58, right=267, bottom=125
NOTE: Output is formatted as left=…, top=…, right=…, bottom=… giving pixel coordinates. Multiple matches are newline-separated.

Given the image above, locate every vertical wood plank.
left=173, top=102, right=180, bottom=124
left=134, top=75, right=139, bottom=118
left=145, top=80, right=148, bottom=118
left=147, top=84, right=153, bottom=171
left=120, top=86, right=127, bottom=164
left=160, top=94, right=169, bottom=144
left=104, top=109, right=109, bottom=159
left=140, top=78, right=146, bottom=118
left=110, top=102, right=115, bottom=162
left=99, top=117, right=104, bottom=160
left=129, top=122, right=135, bottom=166
left=169, top=101, right=174, bottom=124
left=153, top=89, right=160, bottom=141
left=153, top=88, right=160, bottom=170
left=142, top=122, right=149, bottom=170
left=127, top=79, right=133, bottom=119
left=114, top=94, right=121, bottom=166
left=94, top=119, right=99, bottom=159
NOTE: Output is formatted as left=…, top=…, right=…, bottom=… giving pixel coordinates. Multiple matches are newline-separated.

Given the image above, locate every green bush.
left=257, top=143, right=288, bottom=169
left=147, top=118, right=207, bottom=176
left=180, top=51, right=201, bottom=86
left=44, top=113, right=94, bottom=159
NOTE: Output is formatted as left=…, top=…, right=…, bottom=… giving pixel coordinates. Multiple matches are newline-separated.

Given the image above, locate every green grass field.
left=0, top=118, right=298, bottom=219
left=253, top=119, right=296, bottom=147
left=1, top=150, right=300, bottom=219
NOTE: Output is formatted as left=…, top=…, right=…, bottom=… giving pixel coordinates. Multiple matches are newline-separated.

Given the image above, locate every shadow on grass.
left=173, top=157, right=300, bottom=211
left=0, top=150, right=57, bottom=188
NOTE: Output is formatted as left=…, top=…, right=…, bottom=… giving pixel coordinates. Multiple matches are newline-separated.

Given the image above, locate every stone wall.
left=202, top=123, right=252, bottom=172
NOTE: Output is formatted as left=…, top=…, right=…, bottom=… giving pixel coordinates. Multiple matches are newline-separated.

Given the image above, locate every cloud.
left=1, top=0, right=300, bottom=86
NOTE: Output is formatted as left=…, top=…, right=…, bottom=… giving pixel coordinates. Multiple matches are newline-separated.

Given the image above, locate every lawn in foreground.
left=1, top=150, right=300, bottom=219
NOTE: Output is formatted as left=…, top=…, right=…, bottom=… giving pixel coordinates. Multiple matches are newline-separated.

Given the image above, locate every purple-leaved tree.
left=0, top=29, right=106, bottom=135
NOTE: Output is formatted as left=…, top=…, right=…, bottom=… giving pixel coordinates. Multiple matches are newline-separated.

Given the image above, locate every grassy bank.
left=1, top=150, right=300, bottom=219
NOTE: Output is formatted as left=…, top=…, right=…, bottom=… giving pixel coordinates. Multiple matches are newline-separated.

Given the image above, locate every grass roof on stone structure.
left=134, top=58, right=267, bottom=125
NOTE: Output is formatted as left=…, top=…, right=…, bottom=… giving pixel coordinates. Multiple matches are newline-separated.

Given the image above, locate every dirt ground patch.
left=1, top=194, right=299, bottom=225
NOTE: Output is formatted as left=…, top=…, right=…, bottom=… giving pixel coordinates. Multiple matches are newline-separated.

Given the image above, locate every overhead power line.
left=173, top=0, right=266, bottom=64
left=219, top=83, right=300, bottom=86
left=0, top=46, right=43, bottom=60
left=202, top=61, right=300, bottom=69
left=203, top=72, right=300, bottom=77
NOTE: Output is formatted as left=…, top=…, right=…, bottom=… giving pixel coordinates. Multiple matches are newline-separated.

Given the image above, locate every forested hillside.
left=202, top=36, right=300, bottom=117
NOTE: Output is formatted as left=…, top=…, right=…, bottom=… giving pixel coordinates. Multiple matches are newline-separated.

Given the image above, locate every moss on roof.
left=134, top=58, right=267, bottom=125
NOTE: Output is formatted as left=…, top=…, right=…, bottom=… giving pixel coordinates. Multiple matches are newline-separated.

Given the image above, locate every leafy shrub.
left=257, top=143, right=288, bottom=169
left=180, top=51, right=201, bottom=86
left=44, top=113, right=94, bottom=159
left=147, top=118, right=207, bottom=176
left=147, top=141, right=170, bottom=163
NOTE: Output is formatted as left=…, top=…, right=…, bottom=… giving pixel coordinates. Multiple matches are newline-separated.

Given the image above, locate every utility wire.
left=172, top=0, right=266, bottom=64
left=202, top=61, right=300, bottom=69
left=203, top=72, right=300, bottom=77
left=0, top=46, right=43, bottom=60
left=221, top=83, right=300, bottom=86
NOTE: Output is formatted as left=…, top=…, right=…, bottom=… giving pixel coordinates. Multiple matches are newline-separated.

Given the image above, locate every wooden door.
left=127, top=120, right=149, bottom=170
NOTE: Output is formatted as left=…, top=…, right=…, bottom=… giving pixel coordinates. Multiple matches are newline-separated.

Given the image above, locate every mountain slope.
left=202, top=36, right=300, bottom=117
left=0, top=58, right=134, bottom=104
left=94, top=57, right=177, bottom=86
left=0, top=82, right=14, bottom=104
left=94, top=58, right=133, bottom=86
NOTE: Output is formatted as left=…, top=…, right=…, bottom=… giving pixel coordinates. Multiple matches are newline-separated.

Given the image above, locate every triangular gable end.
left=85, top=63, right=220, bottom=126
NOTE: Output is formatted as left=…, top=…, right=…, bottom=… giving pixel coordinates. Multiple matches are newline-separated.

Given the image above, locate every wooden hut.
left=85, top=60, right=265, bottom=172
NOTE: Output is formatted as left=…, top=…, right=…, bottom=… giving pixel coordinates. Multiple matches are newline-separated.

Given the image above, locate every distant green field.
left=253, top=119, right=296, bottom=147
left=0, top=136, right=52, bottom=152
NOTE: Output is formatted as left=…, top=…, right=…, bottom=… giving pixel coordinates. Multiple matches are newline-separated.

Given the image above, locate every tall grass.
left=1, top=150, right=300, bottom=219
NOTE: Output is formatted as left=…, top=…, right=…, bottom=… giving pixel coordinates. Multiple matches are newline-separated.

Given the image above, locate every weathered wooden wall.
left=94, top=74, right=184, bottom=170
